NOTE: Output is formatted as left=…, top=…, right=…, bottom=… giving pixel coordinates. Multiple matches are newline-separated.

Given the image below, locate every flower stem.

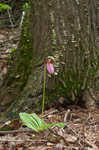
left=42, top=64, right=46, bottom=116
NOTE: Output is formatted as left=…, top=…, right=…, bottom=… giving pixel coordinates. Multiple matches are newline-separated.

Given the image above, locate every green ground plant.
left=19, top=113, right=66, bottom=132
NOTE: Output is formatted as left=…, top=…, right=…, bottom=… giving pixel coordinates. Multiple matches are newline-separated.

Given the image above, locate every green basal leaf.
left=30, top=113, right=46, bottom=130
left=19, top=113, right=66, bottom=132
left=19, top=113, right=40, bottom=132
left=19, top=113, right=48, bottom=132
left=44, top=122, right=66, bottom=129
left=51, top=122, right=66, bottom=128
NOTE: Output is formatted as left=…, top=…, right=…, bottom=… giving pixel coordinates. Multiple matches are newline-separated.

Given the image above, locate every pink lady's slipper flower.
left=46, top=58, right=54, bottom=74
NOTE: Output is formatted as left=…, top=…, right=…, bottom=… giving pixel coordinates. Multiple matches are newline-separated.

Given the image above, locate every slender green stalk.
left=42, top=64, right=46, bottom=116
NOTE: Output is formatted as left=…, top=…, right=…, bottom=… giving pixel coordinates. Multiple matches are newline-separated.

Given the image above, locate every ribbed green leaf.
left=30, top=113, right=44, bottom=127
left=19, top=113, right=40, bottom=132
left=19, top=113, right=66, bottom=132
left=51, top=122, right=66, bottom=128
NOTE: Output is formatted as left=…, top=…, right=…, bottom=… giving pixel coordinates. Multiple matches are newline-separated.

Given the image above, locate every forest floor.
left=0, top=28, right=99, bottom=150
left=0, top=106, right=99, bottom=150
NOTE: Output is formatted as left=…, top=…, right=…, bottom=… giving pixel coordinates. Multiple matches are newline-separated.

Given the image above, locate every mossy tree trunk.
left=0, top=0, right=99, bottom=120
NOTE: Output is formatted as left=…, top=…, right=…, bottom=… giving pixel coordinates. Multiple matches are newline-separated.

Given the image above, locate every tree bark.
left=0, top=0, right=99, bottom=120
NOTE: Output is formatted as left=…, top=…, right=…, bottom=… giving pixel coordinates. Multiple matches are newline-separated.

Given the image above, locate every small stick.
left=0, top=129, right=33, bottom=134
left=64, top=109, right=71, bottom=122
left=42, top=109, right=58, bottom=118
left=0, top=139, right=47, bottom=142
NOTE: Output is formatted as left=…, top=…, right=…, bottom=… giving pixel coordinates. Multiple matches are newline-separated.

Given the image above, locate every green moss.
left=45, top=70, right=85, bottom=104
left=59, top=72, right=83, bottom=98
left=7, top=8, right=33, bottom=90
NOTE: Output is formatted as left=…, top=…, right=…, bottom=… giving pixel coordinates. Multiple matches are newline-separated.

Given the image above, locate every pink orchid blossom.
left=46, top=62, right=54, bottom=74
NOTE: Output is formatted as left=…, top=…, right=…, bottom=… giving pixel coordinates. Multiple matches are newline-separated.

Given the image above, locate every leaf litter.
left=0, top=106, right=99, bottom=150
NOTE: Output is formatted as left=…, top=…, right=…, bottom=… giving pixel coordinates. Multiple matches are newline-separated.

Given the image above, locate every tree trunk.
left=0, top=0, right=99, bottom=120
